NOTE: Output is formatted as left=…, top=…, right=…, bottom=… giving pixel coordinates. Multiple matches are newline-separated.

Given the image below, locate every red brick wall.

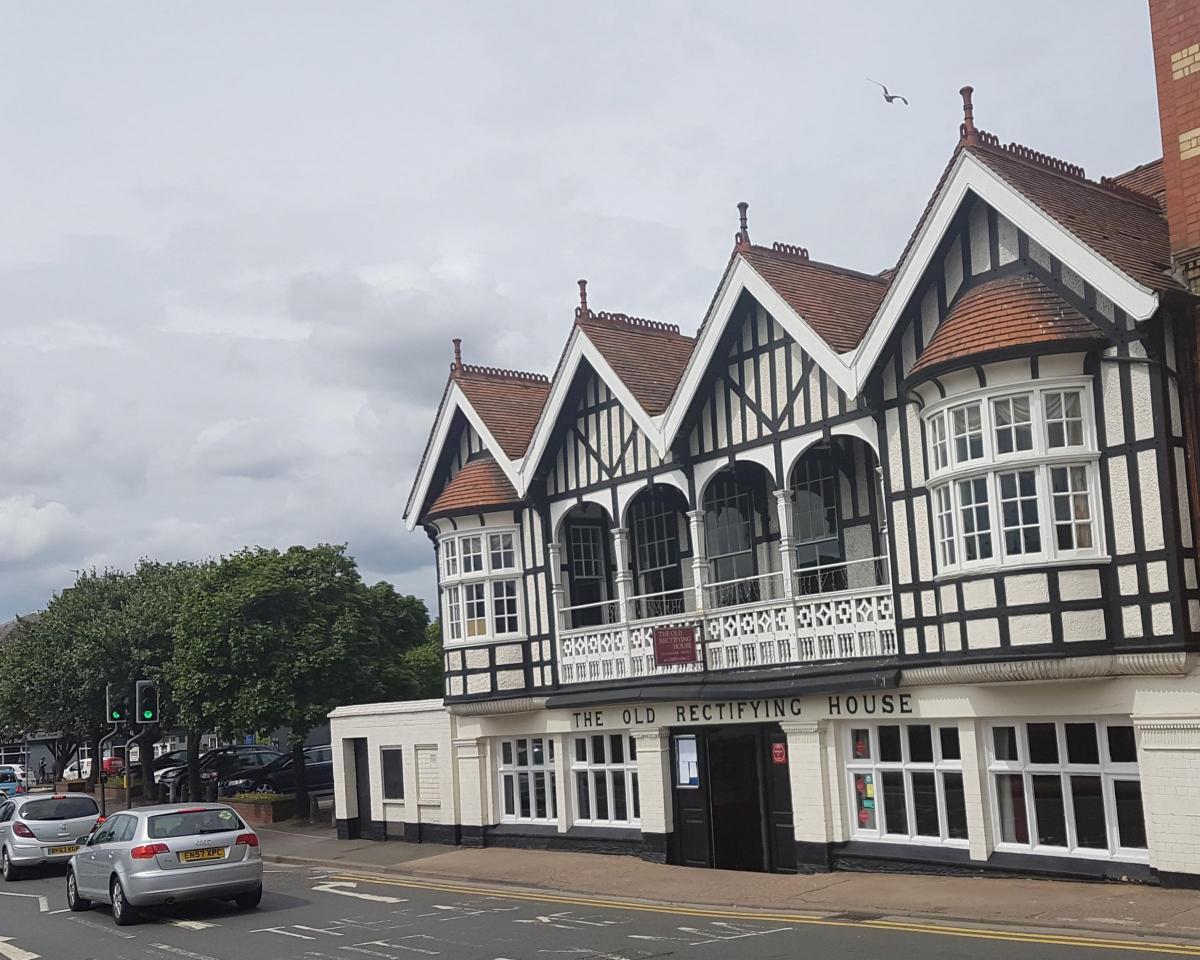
left=1150, top=0, right=1200, bottom=263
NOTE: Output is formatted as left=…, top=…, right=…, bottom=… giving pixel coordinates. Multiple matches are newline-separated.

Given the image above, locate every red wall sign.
left=653, top=626, right=698, bottom=666
left=772, top=742, right=787, bottom=765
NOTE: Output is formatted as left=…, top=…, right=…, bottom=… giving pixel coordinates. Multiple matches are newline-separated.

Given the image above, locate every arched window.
left=703, top=466, right=769, bottom=606
left=792, top=447, right=845, bottom=594
left=629, top=489, right=687, bottom=617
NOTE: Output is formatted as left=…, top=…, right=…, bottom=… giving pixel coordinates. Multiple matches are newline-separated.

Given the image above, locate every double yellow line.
left=332, top=872, right=1200, bottom=956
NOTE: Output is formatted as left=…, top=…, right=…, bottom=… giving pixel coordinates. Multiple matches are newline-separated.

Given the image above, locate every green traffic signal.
left=142, top=709, right=153, bottom=720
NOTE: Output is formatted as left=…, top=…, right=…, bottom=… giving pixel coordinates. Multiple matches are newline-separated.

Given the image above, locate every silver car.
left=0, top=793, right=102, bottom=880
left=66, top=804, right=262, bottom=925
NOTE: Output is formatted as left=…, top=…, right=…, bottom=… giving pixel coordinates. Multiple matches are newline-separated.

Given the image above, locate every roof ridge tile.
left=576, top=308, right=684, bottom=337
left=454, top=363, right=550, bottom=384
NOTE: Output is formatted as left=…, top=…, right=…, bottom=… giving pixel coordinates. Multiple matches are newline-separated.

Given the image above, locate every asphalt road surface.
left=3, top=862, right=1200, bottom=960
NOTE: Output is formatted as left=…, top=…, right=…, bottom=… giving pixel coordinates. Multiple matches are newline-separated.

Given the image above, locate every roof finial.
left=577, top=279, right=589, bottom=317
left=735, top=201, right=750, bottom=250
left=452, top=337, right=462, bottom=370
left=959, top=85, right=978, bottom=146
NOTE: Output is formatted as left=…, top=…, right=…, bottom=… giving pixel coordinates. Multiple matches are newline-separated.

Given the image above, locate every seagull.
left=868, top=78, right=909, bottom=105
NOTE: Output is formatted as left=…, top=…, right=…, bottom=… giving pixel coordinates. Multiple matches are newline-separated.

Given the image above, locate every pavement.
left=256, top=820, right=1200, bottom=943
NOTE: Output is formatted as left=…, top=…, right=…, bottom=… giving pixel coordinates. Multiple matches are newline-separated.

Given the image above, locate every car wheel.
left=234, top=885, right=263, bottom=910
left=254, top=783, right=277, bottom=794
left=66, top=869, right=91, bottom=911
left=1, top=848, right=21, bottom=882
left=110, top=876, right=138, bottom=926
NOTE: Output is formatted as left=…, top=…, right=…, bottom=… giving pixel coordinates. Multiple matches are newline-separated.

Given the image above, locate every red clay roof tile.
left=452, top=365, right=551, bottom=459
left=1104, top=158, right=1166, bottom=209
left=911, top=273, right=1104, bottom=376
left=574, top=312, right=695, bottom=415
left=426, top=456, right=518, bottom=518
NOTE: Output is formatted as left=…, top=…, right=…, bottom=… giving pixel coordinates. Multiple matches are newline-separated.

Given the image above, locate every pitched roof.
left=574, top=312, right=695, bottom=415
left=911, top=273, right=1104, bottom=376
left=739, top=244, right=889, bottom=352
left=426, top=456, right=519, bottom=518
left=452, top=365, right=551, bottom=459
left=1104, top=158, right=1166, bottom=209
left=966, top=141, right=1181, bottom=293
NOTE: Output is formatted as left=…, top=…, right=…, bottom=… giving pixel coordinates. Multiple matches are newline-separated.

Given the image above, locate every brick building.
left=332, top=2, right=1200, bottom=886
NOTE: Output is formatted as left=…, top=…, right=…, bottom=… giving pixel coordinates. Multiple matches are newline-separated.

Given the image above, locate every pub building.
left=331, top=5, right=1200, bottom=887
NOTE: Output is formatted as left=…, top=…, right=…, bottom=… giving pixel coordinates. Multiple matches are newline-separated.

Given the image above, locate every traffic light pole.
left=123, top=733, right=141, bottom=811
left=97, top=724, right=120, bottom=818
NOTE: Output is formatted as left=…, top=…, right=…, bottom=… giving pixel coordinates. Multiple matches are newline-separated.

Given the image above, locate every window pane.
left=381, top=749, right=404, bottom=800
left=1032, top=774, right=1067, bottom=846
left=958, top=477, right=993, bottom=561
left=854, top=773, right=877, bottom=831
left=882, top=772, right=908, bottom=834
left=503, top=775, right=514, bottom=816
left=531, top=738, right=544, bottom=766
left=996, top=774, right=1029, bottom=843
left=908, top=725, right=933, bottom=763
left=939, top=727, right=961, bottom=761
left=517, top=739, right=528, bottom=766
left=575, top=771, right=590, bottom=820
left=574, top=738, right=587, bottom=763
left=993, top=726, right=1019, bottom=762
left=879, top=726, right=902, bottom=762
left=911, top=772, right=939, bottom=836
left=613, top=774, right=628, bottom=821
left=1114, top=780, right=1147, bottom=849
left=943, top=773, right=968, bottom=840
left=518, top=773, right=531, bottom=818
left=534, top=772, right=548, bottom=819
left=593, top=771, right=609, bottom=820
left=1026, top=723, right=1059, bottom=764
left=1070, top=775, right=1107, bottom=849
left=632, top=773, right=640, bottom=819
left=851, top=729, right=872, bottom=760
left=502, top=741, right=513, bottom=766
left=609, top=734, right=624, bottom=765
left=1065, top=723, right=1099, bottom=765
left=628, top=736, right=637, bottom=762
left=592, top=735, right=606, bottom=765
left=1107, top=726, right=1138, bottom=764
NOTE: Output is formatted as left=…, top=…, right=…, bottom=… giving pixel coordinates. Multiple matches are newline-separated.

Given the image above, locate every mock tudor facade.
left=332, top=5, right=1200, bottom=887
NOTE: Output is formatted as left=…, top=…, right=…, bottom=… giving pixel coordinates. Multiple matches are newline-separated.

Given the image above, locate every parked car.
left=0, top=770, right=23, bottom=798
left=0, top=794, right=102, bottom=880
left=2, top=765, right=27, bottom=786
left=158, top=746, right=283, bottom=803
left=218, top=745, right=334, bottom=798
left=63, top=759, right=92, bottom=782
left=149, top=750, right=189, bottom=784
left=66, top=803, right=262, bottom=924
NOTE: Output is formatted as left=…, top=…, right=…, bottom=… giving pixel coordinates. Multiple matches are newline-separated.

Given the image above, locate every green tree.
left=170, top=544, right=429, bottom=816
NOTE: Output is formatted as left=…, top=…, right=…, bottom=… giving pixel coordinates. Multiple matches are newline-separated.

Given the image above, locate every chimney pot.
left=959, top=85, right=979, bottom=146
left=452, top=338, right=462, bottom=370
left=736, top=201, right=750, bottom=249
left=577, top=279, right=588, bottom=315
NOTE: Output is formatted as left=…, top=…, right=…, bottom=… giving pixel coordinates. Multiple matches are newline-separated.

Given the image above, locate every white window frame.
left=923, top=379, right=1104, bottom=576
left=438, top=527, right=524, bottom=646
left=380, top=746, right=405, bottom=803
left=496, top=737, right=558, bottom=825
left=570, top=732, right=640, bottom=828
left=844, top=722, right=969, bottom=848
left=985, top=719, right=1147, bottom=861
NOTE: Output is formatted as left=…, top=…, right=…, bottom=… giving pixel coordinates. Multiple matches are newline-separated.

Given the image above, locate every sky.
left=0, top=1, right=1164, bottom=620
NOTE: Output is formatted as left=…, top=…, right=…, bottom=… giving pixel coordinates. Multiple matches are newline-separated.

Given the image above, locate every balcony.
left=557, top=555, right=895, bottom=687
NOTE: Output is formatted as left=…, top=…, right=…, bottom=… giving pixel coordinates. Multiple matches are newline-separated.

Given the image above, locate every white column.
left=958, top=719, right=993, bottom=861
left=781, top=720, right=832, bottom=869
left=548, top=542, right=565, bottom=632
left=611, top=527, right=634, bottom=677
left=552, top=733, right=570, bottom=834
left=452, top=737, right=489, bottom=847
left=1135, top=716, right=1200, bottom=884
left=687, top=509, right=707, bottom=612
left=775, top=488, right=796, bottom=599
left=633, top=728, right=673, bottom=862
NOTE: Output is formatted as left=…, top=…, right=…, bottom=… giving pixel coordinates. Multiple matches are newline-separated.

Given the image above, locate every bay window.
left=986, top=720, right=1147, bottom=859
left=439, top=528, right=522, bottom=645
left=924, top=382, right=1101, bottom=574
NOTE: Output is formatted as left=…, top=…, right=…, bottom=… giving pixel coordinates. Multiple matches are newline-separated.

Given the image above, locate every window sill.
left=932, top=554, right=1111, bottom=583
left=382, top=799, right=405, bottom=806
left=993, top=842, right=1149, bottom=863
left=444, top=635, right=528, bottom=649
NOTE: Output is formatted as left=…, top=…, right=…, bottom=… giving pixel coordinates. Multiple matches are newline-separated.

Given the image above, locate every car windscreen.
left=148, top=808, right=245, bottom=839
left=0, top=772, right=14, bottom=783
left=20, top=797, right=99, bottom=820
left=261, top=755, right=292, bottom=773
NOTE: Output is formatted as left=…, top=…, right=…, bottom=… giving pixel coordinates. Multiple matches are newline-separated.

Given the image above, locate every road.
left=2, top=862, right=1200, bottom=960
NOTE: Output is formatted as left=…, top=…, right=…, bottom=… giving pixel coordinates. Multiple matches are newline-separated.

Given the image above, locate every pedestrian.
left=37, top=759, right=46, bottom=785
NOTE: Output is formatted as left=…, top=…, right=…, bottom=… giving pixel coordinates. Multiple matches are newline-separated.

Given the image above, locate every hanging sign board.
left=654, top=626, right=698, bottom=666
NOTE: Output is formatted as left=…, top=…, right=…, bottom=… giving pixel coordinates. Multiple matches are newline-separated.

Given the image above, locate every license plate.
left=179, top=848, right=225, bottom=863
left=48, top=845, right=78, bottom=856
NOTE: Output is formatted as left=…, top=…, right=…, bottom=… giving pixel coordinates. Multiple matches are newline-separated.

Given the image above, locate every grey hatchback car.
left=0, top=794, right=102, bottom=880
left=66, top=804, right=262, bottom=925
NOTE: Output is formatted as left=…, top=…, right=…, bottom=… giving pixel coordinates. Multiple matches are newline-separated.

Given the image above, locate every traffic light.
left=135, top=680, right=159, bottom=724
left=105, top=684, right=130, bottom=724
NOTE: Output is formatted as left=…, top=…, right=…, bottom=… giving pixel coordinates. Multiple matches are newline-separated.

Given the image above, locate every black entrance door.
left=348, top=738, right=372, bottom=839
left=669, top=724, right=797, bottom=873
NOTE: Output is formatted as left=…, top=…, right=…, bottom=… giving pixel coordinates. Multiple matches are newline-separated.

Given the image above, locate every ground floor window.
left=571, top=733, right=640, bottom=826
left=497, top=737, right=557, bottom=824
left=986, top=720, right=1146, bottom=859
left=844, top=722, right=968, bottom=846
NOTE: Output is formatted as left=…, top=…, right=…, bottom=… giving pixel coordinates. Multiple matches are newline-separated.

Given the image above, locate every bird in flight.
left=868, top=78, right=909, bottom=105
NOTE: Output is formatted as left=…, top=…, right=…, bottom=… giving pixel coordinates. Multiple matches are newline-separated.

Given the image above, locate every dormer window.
left=924, top=381, right=1102, bottom=575
left=439, top=528, right=523, bottom=645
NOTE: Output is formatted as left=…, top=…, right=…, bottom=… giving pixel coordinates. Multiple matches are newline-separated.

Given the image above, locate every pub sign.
left=653, top=625, right=698, bottom=666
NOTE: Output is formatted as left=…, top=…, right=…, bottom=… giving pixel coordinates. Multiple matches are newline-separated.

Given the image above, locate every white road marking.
left=251, top=926, right=316, bottom=940
left=65, top=915, right=135, bottom=939
left=312, top=881, right=407, bottom=904
left=45, top=909, right=71, bottom=915
left=0, top=891, right=49, bottom=913
left=0, top=936, right=39, bottom=960
left=165, top=919, right=218, bottom=930
left=294, top=925, right=344, bottom=936
left=351, top=938, right=441, bottom=956
left=148, top=944, right=226, bottom=960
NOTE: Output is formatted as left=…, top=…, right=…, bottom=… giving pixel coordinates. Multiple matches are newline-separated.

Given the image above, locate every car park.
left=218, top=744, right=333, bottom=797
left=66, top=804, right=262, bottom=925
left=0, top=794, right=102, bottom=880
left=158, top=745, right=283, bottom=802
